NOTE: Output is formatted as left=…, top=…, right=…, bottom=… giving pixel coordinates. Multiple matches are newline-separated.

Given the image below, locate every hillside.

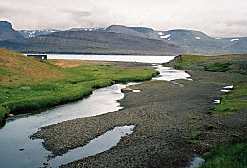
left=105, top=25, right=161, bottom=40
left=0, top=49, right=157, bottom=124
left=105, top=25, right=151, bottom=38
left=19, top=29, right=59, bottom=38
left=0, top=48, right=64, bottom=85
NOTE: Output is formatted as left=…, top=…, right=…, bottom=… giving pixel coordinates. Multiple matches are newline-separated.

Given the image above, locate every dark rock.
left=8, top=113, right=14, bottom=117
left=121, top=87, right=132, bottom=93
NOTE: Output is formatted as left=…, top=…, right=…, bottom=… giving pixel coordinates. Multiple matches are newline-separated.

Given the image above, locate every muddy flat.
left=33, top=63, right=247, bottom=168
left=50, top=59, right=151, bottom=68
left=32, top=72, right=247, bottom=167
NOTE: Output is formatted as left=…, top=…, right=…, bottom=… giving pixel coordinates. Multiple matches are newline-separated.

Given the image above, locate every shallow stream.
left=0, top=54, right=191, bottom=168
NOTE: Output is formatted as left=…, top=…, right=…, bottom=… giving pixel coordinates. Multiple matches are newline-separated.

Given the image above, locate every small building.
left=27, top=54, right=47, bottom=61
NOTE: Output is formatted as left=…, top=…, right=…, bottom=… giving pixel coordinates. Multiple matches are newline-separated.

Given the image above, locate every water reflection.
left=49, top=125, right=135, bottom=168
left=48, top=54, right=175, bottom=64
left=0, top=55, right=191, bottom=168
left=0, top=84, right=127, bottom=168
left=153, top=65, right=192, bottom=81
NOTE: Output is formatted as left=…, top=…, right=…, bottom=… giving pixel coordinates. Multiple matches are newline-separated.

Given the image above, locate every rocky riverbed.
left=32, top=68, right=247, bottom=168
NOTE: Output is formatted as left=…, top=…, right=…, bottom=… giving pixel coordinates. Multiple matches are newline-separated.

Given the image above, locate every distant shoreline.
left=21, top=51, right=175, bottom=56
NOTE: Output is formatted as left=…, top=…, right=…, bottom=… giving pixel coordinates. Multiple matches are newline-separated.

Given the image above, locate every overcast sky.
left=0, top=0, right=246, bottom=37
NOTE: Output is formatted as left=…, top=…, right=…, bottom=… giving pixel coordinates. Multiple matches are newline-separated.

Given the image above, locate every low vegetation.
left=204, top=62, right=232, bottom=72
left=169, top=54, right=247, bottom=167
left=168, top=54, right=247, bottom=115
left=168, top=54, right=247, bottom=73
left=215, top=83, right=247, bottom=114
left=0, top=49, right=157, bottom=121
left=201, top=143, right=247, bottom=168
left=169, top=55, right=210, bottom=70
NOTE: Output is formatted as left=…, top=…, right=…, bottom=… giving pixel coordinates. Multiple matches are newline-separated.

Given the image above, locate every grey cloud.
left=225, top=20, right=247, bottom=27
left=61, top=10, right=92, bottom=25
left=0, top=0, right=246, bottom=37
left=63, top=10, right=91, bottom=17
left=0, top=6, right=28, bottom=16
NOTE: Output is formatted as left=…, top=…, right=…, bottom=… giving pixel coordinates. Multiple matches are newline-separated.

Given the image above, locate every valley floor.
left=33, top=55, right=247, bottom=167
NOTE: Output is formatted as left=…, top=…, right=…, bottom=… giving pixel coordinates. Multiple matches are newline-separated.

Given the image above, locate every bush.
left=204, top=62, right=232, bottom=72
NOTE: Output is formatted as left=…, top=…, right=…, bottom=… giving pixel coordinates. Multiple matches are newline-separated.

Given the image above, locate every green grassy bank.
left=201, top=143, right=247, bottom=168
left=166, top=54, right=247, bottom=168
left=167, top=54, right=247, bottom=115
left=0, top=49, right=157, bottom=122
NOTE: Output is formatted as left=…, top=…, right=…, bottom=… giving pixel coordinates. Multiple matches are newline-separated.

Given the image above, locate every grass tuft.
left=214, top=83, right=247, bottom=114
left=204, top=62, right=232, bottom=72
left=201, top=143, right=247, bottom=168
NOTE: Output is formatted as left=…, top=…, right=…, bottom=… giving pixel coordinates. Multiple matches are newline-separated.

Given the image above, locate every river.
left=0, top=54, right=191, bottom=168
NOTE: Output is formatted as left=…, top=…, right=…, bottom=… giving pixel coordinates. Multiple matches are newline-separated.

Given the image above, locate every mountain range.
left=0, top=21, right=246, bottom=55
left=19, top=29, right=59, bottom=38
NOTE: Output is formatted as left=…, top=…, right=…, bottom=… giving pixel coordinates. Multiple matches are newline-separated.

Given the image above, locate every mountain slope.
left=19, top=29, right=59, bottom=38
left=156, top=29, right=247, bottom=54
left=100, top=26, right=247, bottom=55
left=223, top=37, right=247, bottom=53
left=0, top=21, right=25, bottom=42
left=8, top=30, right=183, bottom=55
left=1, top=21, right=247, bottom=55
left=105, top=25, right=160, bottom=40
left=106, top=25, right=149, bottom=38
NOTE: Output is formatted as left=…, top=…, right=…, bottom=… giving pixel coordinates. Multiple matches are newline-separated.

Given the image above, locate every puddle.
left=132, top=90, right=141, bottom=93
left=223, top=85, right=234, bottom=90
left=171, top=81, right=185, bottom=87
left=221, top=89, right=231, bottom=93
left=152, top=65, right=192, bottom=81
left=188, top=156, right=205, bottom=168
left=221, top=85, right=234, bottom=93
left=48, top=125, right=135, bottom=168
left=213, top=99, right=221, bottom=104
left=212, top=85, right=234, bottom=105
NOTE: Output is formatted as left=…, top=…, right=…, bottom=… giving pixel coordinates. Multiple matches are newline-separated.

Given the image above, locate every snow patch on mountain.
left=20, top=29, right=59, bottom=38
left=230, top=38, right=239, bottom=42
left=158, top=32, right=164, bottom=36
left=70, top=27, right=102, bottom=32
left=160, top=34, right=171, bottom=39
